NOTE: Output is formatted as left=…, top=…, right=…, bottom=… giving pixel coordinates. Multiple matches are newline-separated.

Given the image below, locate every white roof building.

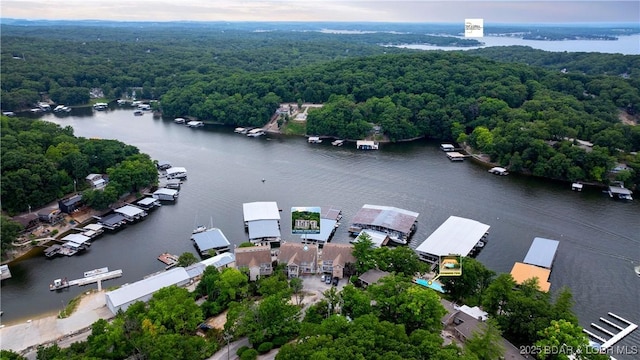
left=243, top=202, right=280, bottom=223
left=200, top=252, right=236, bottom=269
left=415, top=216, right=490, bottom=264
left=105, top=267, right=190, bottom=314
left=114, top=205, right=147, bottom=220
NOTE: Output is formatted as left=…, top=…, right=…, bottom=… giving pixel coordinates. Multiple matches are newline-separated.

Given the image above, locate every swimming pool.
left=415, top=278, right=445, bottom=293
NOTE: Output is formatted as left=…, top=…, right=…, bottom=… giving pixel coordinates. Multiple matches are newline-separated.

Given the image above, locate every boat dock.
left=50, top=268, right=123, bottom=291
left=158, top=253, right=179, bottom=269
left=583, top=312, right=638, bottom=350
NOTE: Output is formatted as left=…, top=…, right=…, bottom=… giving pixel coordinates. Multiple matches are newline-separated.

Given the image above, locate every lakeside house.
left=277, top=242, right=318, bottom=277
left=85, top=173, right=107, bottom=189
left=320, top=243, right=356, bottom=279
left=234, top=245, right=273, bottom=281
left=58, top=194, right=83, bottom=214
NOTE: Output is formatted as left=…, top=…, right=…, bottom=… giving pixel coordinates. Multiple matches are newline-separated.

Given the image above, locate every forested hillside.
left=2, top=23, right=639, bottom=188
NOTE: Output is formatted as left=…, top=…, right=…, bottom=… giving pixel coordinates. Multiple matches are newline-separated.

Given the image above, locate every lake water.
left=395, top=34, right=640, bottom=55
left=2, top=108, right=639, bottom=354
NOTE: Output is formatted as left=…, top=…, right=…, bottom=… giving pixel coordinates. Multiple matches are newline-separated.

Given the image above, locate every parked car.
left=325, top=276, right=332, bottom=284
left=321, top=274, right=326, bottom=282
left=332, top=277, right=339, bottom=286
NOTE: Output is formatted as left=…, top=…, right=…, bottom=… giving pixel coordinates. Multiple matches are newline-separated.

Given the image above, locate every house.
left=12, top=213, right=39, bottom=231
left=440, top=299, right=526, bottom=359
left=235, top=245, right=273, bottom=281
left=357, top=269, right=390, bottom=288
left=37, top=209, right=64, bottom=224
left=277, top=242, right=318, bottom=277
left=85, top=173, right=107, bottom=189
left=58, top=194, right=83, bottom=214
left=105, top=267, right=191, bottom=314
left=320, top=243, right=356, bottom=279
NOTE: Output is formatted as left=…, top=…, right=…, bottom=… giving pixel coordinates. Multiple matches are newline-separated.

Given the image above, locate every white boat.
left=440, top=144, right=455, bottom=152
left=247, top=128, right=265, bottom=137
left=488, top=167, right=509, bottom=176
left=571, top=182, right=583, bottom=191
left=93, top=102, right=108, bottom=110
left=331, top=139, right=345, bottom=146
left=234, top=127, right=248, bottom=134
left=308, top=136, right=323, bottom=144
left=186, top=120, right=204, bottom=128
left=174, top=118, right=186, bottom=124
left=193, top=225, right=207, bottom=234
left=54, top=105, right=71, bottom=113
left=84, top=267, right=109, bottom=278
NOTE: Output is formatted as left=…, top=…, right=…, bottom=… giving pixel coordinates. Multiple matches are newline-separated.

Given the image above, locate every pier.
left=50, top=268, right=123, bottom=291
left=583, top=312, right=637, bottom=350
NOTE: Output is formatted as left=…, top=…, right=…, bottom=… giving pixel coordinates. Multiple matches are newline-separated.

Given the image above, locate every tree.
left=289, top=277, right=304, bottom=305
left=535, top=320, right=608, bottom=360
left=338, top=284, right=372, bottom=319
left=351, top=232, right=376, bottom=274
left=145, top=286, right=203, bottom=335
left=177, top=252, right=198, bottom=267
left=441, top=257, right=495, bottom=304
left=1, top=216, right=23, bottom=258
left=465, top=319, right=505, bottom=360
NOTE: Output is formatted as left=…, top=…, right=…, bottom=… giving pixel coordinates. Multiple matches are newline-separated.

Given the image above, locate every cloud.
left=1, top=0, right=638, bottom=23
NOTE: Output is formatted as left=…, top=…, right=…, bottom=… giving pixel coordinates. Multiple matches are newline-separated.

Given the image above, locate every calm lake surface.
left=396, top=34, right=640, bottom=55
left=2, top=108, right=639, bottom=352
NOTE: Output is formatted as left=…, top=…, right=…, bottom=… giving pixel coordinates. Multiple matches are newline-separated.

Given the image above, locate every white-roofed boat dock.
left=414, top=216, right=490, bottom=264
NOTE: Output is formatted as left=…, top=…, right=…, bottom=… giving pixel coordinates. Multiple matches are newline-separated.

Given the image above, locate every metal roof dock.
left=191, top=228, right=231, bottom=256
left=414, top=216, right=490, bottom=264
left=114, top=205, right=148, bottom=221
left=349, top=204, right=419, bottom=244
left=247, top=219, right=281, bottom=244
left=242, top=201, right=281, bottom=223
left=523, top=237, right=559, bottom=269
left=298, top=206, right=342, bottom=244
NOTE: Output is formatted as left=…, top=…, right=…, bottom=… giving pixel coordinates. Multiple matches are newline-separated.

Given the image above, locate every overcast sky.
left=1, top=1, right=638, bottom=23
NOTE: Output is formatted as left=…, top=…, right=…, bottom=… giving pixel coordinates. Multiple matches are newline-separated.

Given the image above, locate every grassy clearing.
left=281, top=121, right=306, bottom=136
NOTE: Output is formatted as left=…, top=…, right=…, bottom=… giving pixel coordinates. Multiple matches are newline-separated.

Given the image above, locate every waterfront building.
left=191, top=228, right=231, bottom=257
left=349, top=204, right=419, bottom=244
left=277, top=242, right=318, bottom=277
left=320, top=243, right=356, bottom=279
left=234, top=245, right=273, bottom=281
left=414, top=216, right=490, bottom=264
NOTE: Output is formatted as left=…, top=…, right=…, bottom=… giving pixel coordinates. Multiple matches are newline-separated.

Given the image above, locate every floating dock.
left=158, top=253, right=179, bottom=269
left=50, top=268, right=123, bottom=291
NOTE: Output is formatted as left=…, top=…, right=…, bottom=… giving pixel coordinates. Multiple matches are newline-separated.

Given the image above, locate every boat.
left=356, top=140, right=379, bottom=150
left=571, top=182, right=583, bottom=191
left=234, top=127, right=248, bottom=134
left=49, top=278, right=70, bottom=291
left=83, top=267, right=109, bottom=278
left=134, top=110, right=144, bottom=116
left=440, top=144, right=455, bottom=152
left=308, top=136, right=323, bottom=144
left=247, top=128, right=265, bottom=137
left=186, top=120, right=204, bottom=128
left=488, top=167, right=509, bottom=176
left=634, top=265, right=640, bottom=277
left=54, top=105, right=71, bottom=113
left=331, top=139, right=345, bottom=146
left=93, top=102, right=108, bottom=110
left=174, top=117, right=186, bottom=124
left=44, top=244, right=62, bottom=258
left=193, top=225, right=207, bottom=234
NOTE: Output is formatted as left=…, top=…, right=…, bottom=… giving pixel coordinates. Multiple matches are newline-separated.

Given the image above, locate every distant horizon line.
left=1, top=18, right=639, bottom=27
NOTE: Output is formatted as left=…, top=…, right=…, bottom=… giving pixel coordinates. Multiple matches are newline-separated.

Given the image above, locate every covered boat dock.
left=191, top=228, right=231, bottom=256
left=114, top=205, right=148, bottom=221
left=523, top=237, right=559, bottom=269
left=509, top=262, right=551, bottom=292
left=297, top=206, right=342, bottom=245
left=414, top=216, right=490, bottom=264
left=242, top=201, right=281, bottom=225
left=348, top=204, right=419, bottom=244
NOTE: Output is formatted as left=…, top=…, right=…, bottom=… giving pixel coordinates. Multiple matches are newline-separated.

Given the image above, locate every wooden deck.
left=158, top=252, right=179, bottom=269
